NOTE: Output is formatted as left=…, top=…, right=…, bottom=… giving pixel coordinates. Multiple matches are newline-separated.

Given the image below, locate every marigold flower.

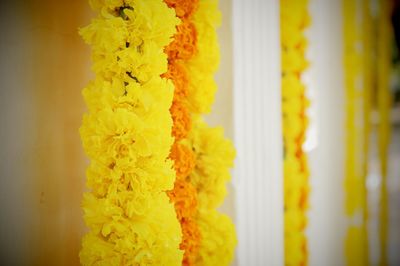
left=164, top=0, right=199, bottom=19
left=170, top=142, right=196, bottom=179
left=188, top=118, right=235, bottom=209
left=166, top=20, right=198, bottom=62
left=194, top=209, right=237, bottom=266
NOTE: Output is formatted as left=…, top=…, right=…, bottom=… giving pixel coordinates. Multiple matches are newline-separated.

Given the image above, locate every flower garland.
left=343, top=0, right=373, bottom=264
left=187, top=117, right=236, bottom=266
left=185, top=0, right=237, bottom=265
left=78, top=0, right=183, bottom=265
left=280, top=0, right=311, bottom=265
left=162, top=0, right=201, bottom=265
left=162, top=1, right=236, bottom=265
left=377, top=1, right=393, bottom=265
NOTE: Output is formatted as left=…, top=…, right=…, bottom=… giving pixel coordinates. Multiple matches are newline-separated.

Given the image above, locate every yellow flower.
left=195, top=209, right=237, bottom=266
left=80, top=17, right=128, bottom=53
left=81, top=193, right=183, bottom=265
left=185, top=0, right=221, bottom=114
left=282, top=47, right=308, bottom=73
left=187, top=117, right=235, bottom=209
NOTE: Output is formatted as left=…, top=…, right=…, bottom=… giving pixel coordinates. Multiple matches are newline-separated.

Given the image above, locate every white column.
left=305, top=1, right=347, bottom=265
left=232, top=1, right=284, bottom=265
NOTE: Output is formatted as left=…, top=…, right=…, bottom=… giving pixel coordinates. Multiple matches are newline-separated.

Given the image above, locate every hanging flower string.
left=162, top=0, right=202, bottom=265
left=187, top=117, right=236, bottom=266
left=280, top=0, right=311, bottom=265
left=164, top=1, right=237, bottom=264
left=185, top=0, right=237, bottom=265
left=377, top=1, right=394, bottom=265
left=78, top=1, right=183, bottom=265
left=343, top=0, right=373, bottom=264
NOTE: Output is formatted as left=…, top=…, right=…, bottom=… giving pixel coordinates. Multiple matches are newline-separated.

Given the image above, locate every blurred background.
left=0, top=1, right=92, bottom=264
left=0, top=0, right=399, bottom=265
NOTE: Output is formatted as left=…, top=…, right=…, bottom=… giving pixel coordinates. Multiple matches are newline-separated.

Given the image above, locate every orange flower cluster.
left=163, top=63, right=191, bottom=140
left=163, top=0, right=201, bottom=265
left=170, top=141, right=196, bottom=179
left=164, top=0, right=198, bottom=19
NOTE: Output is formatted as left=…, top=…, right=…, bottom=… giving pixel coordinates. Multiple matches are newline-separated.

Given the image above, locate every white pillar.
left=305, top=1, right=347, bottom=265
left=232, top=1, right=284, bottom=265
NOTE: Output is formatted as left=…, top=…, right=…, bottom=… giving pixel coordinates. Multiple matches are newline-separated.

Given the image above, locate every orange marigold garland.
left=163, top=0, right=201, bottom=265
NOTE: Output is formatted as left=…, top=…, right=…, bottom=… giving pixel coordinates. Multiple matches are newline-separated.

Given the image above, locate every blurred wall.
left=305, top=1, right=347, bottom=265
left=0, top=0, right=92, bottom=264
left=231, top=1, right=284, bottom=265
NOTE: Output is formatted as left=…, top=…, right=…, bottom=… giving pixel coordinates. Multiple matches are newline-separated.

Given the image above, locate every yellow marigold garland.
left=377, top=1, right=393, bottom=265
left=188, top=117, right=236, bottom=266
left=185, top=0, right=221, bottom=114
left=188, top=118, right=235, bottom=210
left=280, top=0, right=311, bottom=265
left=343, top=0, right=373, bottom=264
left=79, top=0, right=183, bottom=265
left=185, top=0, right=237, bottom=265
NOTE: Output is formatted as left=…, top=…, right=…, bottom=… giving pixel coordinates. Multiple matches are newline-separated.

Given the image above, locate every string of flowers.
left=162, top=0, right=202, bottom=265
left=377, top=1, right=394, bottom=264
left=78, top=0, right=183, bottom=264
left=187, top=117, right=236, bottom=266
left=343, top=0, right=373, bottom=264
left=184, top=0, right=237, bottom=265
left=280, top=0, right=311, bottom=265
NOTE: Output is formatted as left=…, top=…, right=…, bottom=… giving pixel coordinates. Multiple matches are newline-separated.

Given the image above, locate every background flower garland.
left=79, top=0, right=183, bottom=264
left=280, top=0, right=311, bottom=265
left=377, top=1, right=393, bottom=265
left=184, top=0, right=237, bottom=265
left=343, top=0, right=373, bottom=264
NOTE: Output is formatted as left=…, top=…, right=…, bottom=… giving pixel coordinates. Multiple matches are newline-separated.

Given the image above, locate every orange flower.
left=163, top=63, right=190, bottom=99
left=180, top=218, right=201, bottom=265
left=165, top=0, right=199, bottom=19
left=170, top=142, right=196, bottom=179
left=165, top=20, right=198, bottom=62
left=167, top=180, right=201, bottom=266
left=170, top=101, right=191, bottom=141
left=163, top=63, right=192, bottom=140
left=168, top=179, right=198, bottom=219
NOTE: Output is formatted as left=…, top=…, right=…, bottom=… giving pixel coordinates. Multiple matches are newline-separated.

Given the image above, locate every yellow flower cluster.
left=343, top=0, right=373, bottom=265
left=280, top=0, right=310, bottom=265
left=185, top=0, right=221, bottom=114
left=195, top=209, right=237, bottom=265
left=377, top=1, right=393, bottom=265
left=79, top=0, right=184, bottom=265
left=186, top=117, right=236, bottom=266
left=188, top=118, right=235, bottom=209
